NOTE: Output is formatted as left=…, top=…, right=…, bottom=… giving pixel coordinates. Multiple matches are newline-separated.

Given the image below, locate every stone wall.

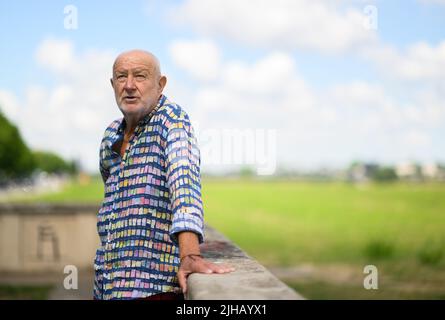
left=0, top=203, right=99, bottom=272
left=0, top=203, right=303, bottom=299
left=187, top=226, right=304, bottom=300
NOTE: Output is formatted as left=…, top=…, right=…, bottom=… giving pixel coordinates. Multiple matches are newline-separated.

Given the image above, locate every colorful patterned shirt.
left=93, top=94, right=204, bottom=300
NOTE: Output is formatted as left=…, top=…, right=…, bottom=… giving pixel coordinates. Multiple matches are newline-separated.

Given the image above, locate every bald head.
left=112, top=49, right=161, bottom=78
left=110, top=49, right=167, bottom=122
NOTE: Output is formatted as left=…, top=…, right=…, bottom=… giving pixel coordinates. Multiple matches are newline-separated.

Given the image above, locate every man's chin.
left=118, top=103, right=145, bottom=115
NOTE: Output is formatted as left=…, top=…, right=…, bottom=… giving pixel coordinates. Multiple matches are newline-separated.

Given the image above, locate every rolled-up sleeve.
left=166, top=119, right=205, bottom=245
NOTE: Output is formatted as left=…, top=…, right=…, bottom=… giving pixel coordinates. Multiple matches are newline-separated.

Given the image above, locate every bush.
left=417, top=240, right=444, bottom=266
left=33, top=150, right=78, bottom=175
left=0, top=110, right=36, bottom=181
left=364, top=240, right=395, bottom=260
left=372, top=167, right=398, bottom=182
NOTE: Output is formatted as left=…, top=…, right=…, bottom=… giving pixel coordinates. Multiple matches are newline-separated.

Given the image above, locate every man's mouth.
left=123, top=96, right=138, bottom=103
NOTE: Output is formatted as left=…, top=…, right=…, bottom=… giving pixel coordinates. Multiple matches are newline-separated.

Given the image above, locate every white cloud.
left=168, top=0, right=378, bottom=54
left=0, top=90, right=20, bottom=122
left=191, top=51, right=316, bottom=122
left=358, top=40, right=445, bottom=148
left=364, top=41, right=445, bottom=82
left=402, top=130, right=432, bottom=147
left=223, top=52, right=299, bottom=96
left=0, top=39, right=120, bottom=172
left=162, top=0, right=445, bottom=168
left=166, top=39, right=445, bottom=170
left=35, top=38, right=77, bottom=75
left=171, top=50, right=329, bottom=170
left=327, top=81, right=387, bottom=109
left=417, top=0, right=445, bottom=5
left=168, top=39, right=222, bottom=81
left=3, top=29, right=445, bottom=175
left=327, top=80, right=445, bottom=131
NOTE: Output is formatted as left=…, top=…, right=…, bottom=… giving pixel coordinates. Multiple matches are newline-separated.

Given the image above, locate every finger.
left=192, top=260, right=214, bottom=274
left=217, top=263, right=235, bottom=271
left=207, top=262, right=235, bottom=273
left=177, top=270, right=187, bottom=294
left=226, top=265, right=236, bottom=272
left=216, top=267, right=235, bottom=273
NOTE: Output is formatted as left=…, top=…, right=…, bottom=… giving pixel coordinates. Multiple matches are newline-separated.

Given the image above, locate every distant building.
left=395, top=162, right=420, bottom=180
left=421, top=163, right=445, bottom=181
left=347, top=163, right=379, bottom=183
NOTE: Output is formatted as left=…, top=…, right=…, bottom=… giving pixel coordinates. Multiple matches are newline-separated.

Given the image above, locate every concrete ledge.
left=0, top=203, right=100, bottom=272
left=0, top=203, right=100, bottom=215
left=187, top=226, right=304, bottom=300
left=0, top=203, right=304, bottom=299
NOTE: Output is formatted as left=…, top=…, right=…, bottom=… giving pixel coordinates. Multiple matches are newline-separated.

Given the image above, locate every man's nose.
left=124, top=75, right=136, bottom=90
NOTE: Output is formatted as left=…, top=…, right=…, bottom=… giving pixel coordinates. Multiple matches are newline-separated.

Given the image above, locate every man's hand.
left=177, top=254, right=235, bottom=294
left=177, top=231, right=236, bottom=294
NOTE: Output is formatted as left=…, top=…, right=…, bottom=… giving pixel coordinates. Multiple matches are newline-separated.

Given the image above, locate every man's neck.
left=123, top=118, right=138, bottom=138
left=122, top=95, right=163, bottom=138
left=123, top=107, right=152, bottom=137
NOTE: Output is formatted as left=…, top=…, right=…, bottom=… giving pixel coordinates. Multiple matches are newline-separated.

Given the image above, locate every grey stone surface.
left=186, top=226, right=304, bottom=300
left=0, top=203, right=100, bottom=215
left=47, top=269, right=94, bottom=300
left=0, top=204, right=304, bottom=300
left=0, top=268, right=94, bottom=300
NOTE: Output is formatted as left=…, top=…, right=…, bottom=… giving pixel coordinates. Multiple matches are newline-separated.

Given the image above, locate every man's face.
left=111, top=52, right=165, bottom=118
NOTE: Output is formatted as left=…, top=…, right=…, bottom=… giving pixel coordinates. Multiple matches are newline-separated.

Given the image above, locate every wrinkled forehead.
left=113, top=53, right=158, bottom=74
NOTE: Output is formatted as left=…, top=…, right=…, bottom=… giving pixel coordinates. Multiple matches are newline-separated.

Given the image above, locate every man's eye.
left=116, top=75, right=127, bottom=82
left=135, top=75, right=147, bottom=81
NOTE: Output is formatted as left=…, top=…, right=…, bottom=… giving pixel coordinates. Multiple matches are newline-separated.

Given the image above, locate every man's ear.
left=110, top=78, right=114, bottom=87
left=158, top=75, right=167, bottom=92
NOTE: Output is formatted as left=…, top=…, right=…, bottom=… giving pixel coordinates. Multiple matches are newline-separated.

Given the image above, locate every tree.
left=33, top=150, right=78, bottom=174
left=0, top=110, right=36, bottom=181
left=239, top=166, right=255, bottom=178
left=372, top=167, right=398, bottom=182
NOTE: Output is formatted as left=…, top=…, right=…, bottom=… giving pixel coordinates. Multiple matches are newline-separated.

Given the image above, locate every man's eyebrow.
left=113, top=67, right=152, bottom=76
left=132, top=68, right=151, bottom=74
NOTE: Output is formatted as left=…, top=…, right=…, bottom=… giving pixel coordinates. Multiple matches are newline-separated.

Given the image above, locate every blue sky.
left=1, top=0, right=444, bottom=91
left=0, top=0, right=444, bottom=174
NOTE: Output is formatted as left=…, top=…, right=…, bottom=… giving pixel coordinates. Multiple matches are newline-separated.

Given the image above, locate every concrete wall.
left=187, top=226, right=303, bottom=300
left=0, top=203, right=303, bottom=299
left=0, top=203, right=99, bottom=272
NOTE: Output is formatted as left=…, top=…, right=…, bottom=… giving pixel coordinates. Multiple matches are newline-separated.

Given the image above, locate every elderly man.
left=93, top=50, right=234, bottom=300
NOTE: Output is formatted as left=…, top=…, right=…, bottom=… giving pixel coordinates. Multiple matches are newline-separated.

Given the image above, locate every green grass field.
left=0, top=285, right=53, bottom=300
left=203, top=179, right=445, bottom=265
left=5, top=176, right=445, bottom=299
